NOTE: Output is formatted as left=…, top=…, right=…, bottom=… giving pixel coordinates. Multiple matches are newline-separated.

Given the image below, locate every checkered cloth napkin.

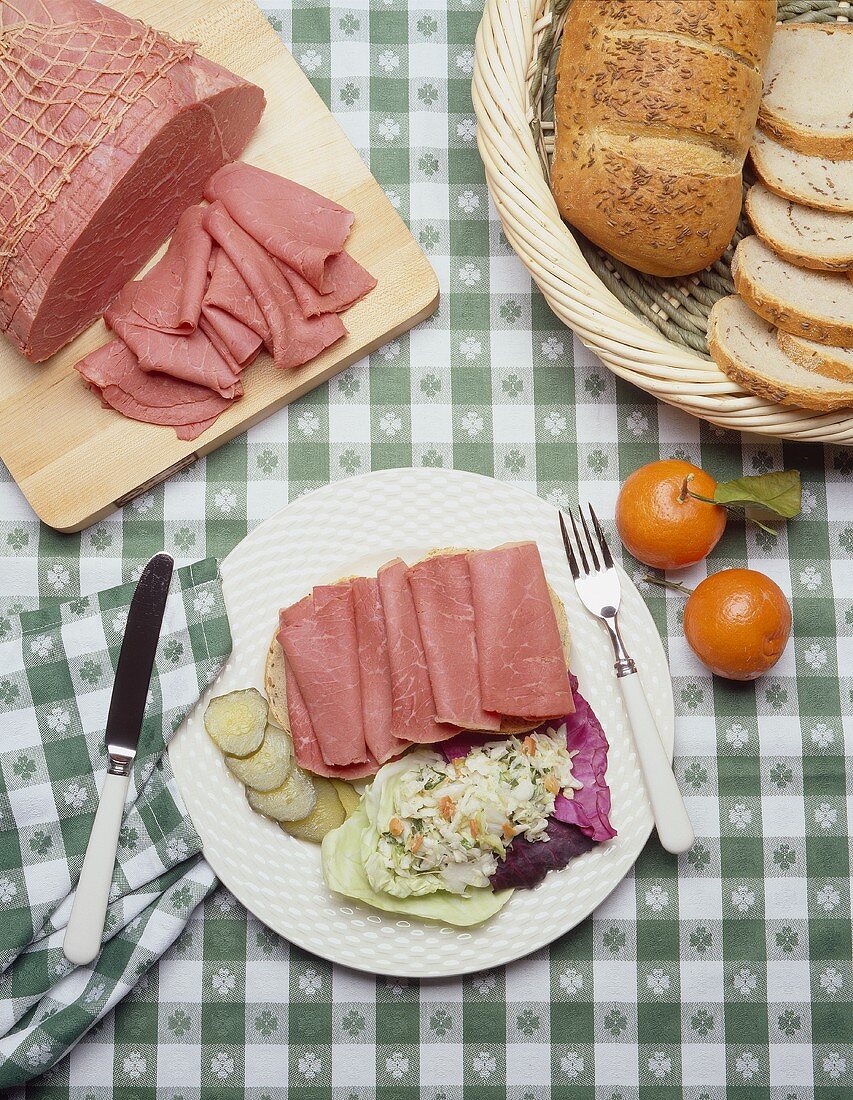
left=0, top=558, right=231, bottom=1087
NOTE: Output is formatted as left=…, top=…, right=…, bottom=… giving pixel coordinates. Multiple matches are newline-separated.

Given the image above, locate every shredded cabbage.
left=363, top=732, right=581, bottom=898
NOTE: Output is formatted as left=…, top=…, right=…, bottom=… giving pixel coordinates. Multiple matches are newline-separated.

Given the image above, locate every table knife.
left=63, top=552, right=174, bottom=966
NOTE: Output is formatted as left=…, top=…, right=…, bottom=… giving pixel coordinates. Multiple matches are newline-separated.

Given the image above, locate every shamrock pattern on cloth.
left=0, top=559, right=230, bottom=1087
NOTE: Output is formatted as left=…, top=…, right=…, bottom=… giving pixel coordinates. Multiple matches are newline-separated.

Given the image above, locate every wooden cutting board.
left=0, top=0, right=438, bottom=532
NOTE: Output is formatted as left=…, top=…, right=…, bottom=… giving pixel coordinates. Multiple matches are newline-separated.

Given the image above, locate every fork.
left=559, top=506, right=695, bottom=855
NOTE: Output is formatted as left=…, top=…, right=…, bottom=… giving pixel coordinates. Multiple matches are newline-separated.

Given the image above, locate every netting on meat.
left=0, top=1, right=195, bottom=284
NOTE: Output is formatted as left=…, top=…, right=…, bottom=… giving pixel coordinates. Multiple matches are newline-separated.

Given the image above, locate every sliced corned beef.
left=278, top=589, right=369, bottom=767
left=407, top=553, right=501, bottom=730
left=204, top=248, right=270, bottom=342
left=377, top=558, right=458, bottom=744
left=468, top=543, right=574, bottom=718
left=199, top=310, right=263, bottom=371
left=0, top=0, right=265, bottom=362
left=131, top=205, right=212, bottom=333
left=105, top=284, right=242, bottom=398
left=75, top=337, right=233, bottom=440
left=205, top=161, right=353, bottom=292
left=351, top=576, right=409, bottom=763
left=284, top=657, right=380, bottom=779
left=278, top=252, right=377, bottom=318
left=204, top=202, right=346, bottom=370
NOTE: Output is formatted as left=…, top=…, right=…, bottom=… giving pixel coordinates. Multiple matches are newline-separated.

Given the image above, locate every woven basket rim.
left=472, top=0, right=853, bottom=444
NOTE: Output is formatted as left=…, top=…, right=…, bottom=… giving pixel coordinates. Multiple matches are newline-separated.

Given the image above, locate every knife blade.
left=63, top=552, right=174, bottom=966
left=104, top=552, right=175, bottom=773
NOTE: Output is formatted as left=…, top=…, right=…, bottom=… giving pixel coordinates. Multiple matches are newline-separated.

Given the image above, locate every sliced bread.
left=750, top=132, right=853, bottom=214
left=777, top=330, right=853, bottom=384
left=731, top=235, right=853, bottom=347
left=745, top=183, right=853, bottom=271
left=759, top=24, right=853, bottom=158
left=708, top=296, right=853, bottom=411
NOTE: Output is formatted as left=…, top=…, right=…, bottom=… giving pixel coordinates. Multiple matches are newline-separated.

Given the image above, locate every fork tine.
left=569, top=510, right=590, bottom=574
left=588, top=503, right=614, bottom=568
left=558, top=512, right=580, bottom=579
left=578, top=506, right=600, bottom=570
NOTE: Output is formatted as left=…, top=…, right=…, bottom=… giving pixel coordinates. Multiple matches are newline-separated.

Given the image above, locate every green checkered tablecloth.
left=1, top=1, right=851, bottom=1095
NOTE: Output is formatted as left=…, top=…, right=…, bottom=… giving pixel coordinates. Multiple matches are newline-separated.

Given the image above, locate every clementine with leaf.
left=615, top=460, right=726, bottom=570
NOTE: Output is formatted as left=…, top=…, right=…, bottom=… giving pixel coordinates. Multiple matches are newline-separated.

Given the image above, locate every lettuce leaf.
left=551, top=676, right=616, bottom=842
left=321, top=804, right=512, bottom=926
left=490, top=818, right=594, bottom=890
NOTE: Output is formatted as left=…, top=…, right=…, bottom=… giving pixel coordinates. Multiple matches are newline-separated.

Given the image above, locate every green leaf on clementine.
left=713, top=470, right=801, bottom=520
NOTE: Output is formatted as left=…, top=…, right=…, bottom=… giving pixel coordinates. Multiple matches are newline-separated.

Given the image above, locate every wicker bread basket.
left=473, top=0, right=853, bottom=444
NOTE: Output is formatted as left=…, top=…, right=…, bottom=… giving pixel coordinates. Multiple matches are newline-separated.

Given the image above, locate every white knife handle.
left=63, top=770, right=130, bottom=966
left=618, top=672, right=695, bottom=855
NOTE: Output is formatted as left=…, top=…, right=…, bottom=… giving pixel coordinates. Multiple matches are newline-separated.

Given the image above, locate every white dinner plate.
left=170, top=468, right=674, bottom=977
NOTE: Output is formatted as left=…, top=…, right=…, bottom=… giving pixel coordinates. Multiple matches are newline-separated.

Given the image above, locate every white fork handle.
left=63, top=770, right=130, bottom=966
left=618, top=672, right=695, bottom=855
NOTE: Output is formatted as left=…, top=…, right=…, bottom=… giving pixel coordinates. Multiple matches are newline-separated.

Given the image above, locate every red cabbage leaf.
left=551, top=675, right=616, bottom=842
left=490, top=818, right=594, bottom=890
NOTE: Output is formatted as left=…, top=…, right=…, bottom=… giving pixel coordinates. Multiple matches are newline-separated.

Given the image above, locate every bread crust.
left=732, top=243, right=853, bottom=348
left=750, top=135, right=853, bottom=215
left=265, top=548, right=572, bottom=741
left=551, top=0, right=775, bottom=277
left=776, top=330, right=853, bottom=384
left=758, top=118, right=853, bottom=162
left=745, top=186, right=853, bottom=272
left=708, top=296, right=853, bottom=411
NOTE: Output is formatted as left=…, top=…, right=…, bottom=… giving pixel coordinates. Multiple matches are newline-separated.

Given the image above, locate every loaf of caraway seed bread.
left=551, top=0, right=777, bottom=277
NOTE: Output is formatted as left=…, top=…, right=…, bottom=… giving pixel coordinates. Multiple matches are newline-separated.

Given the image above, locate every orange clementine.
left=684, top=569, right=792, bottom=681
left=615, top=459, right=727, bottom=570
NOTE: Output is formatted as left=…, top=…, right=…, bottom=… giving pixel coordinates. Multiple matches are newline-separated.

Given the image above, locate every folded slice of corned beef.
left=278, top=589, right=370, bottom=768
left=468, top=543, right=574, bottom=719
left=205, top=162, right=354, bottom=292
left=203, top=248, right=270, bottom=342
left=198, top=311, right=263, bottom=372
left=277, top=252, right=377, bottom=318
left=131, top=206, right=212, bottom=334
left=351, top=576, right=411, bottom=764
left=377, top=558, right=459, bottom=745
left=204, top=202, right=346, bottom=370
left=105, top=284, right=242, bottom=398
left=0, top=0, right=265, bottom=362
left=284, top=658, right=381, bottom=780
left=75, top=338, right=235, bottom=440
left=407, top=552, right=501, bottom=731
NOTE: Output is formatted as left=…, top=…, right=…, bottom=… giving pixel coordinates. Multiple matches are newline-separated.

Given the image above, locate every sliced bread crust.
left=750, top=132, right=853, bottom=214
left=708, top=295, right=853, bottom=411
left=732, top=235, right=853, bottom=348
left=777, top=330, right=853, bottom=384
left=745, top=183, right=853, bottom=271
left=759, top=24, right=853, bottom=158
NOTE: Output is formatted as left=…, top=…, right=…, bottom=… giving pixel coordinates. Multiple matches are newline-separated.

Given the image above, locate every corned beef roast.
left=0, top=0, right=265, bottom=362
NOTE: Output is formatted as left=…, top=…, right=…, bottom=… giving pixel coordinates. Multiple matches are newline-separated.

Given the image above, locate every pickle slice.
left=204, top=688, right=268, bottom=756
left=225, top=724, right=292, bottom=792
left=246, top=767, right=316, bottom=822
left=281, top=778, right=346, bottom=843
left=330, top=779, right=361, bottom=817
